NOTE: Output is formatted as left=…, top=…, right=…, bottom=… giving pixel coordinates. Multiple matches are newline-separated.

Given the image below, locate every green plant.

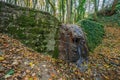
left=78, top=20, right=105, bottom=51
left=0, top=1, right=60, bottom=56
left=16, top=14, right=36, bottom=27
left=116, top=1, right=120, bottom=14
left=97, top=13, right=120, bottom=26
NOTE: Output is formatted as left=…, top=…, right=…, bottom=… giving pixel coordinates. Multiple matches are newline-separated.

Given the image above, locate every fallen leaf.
left=0, top=57, right=4, bottom=61
left=5, top=74, right=12, bottom=78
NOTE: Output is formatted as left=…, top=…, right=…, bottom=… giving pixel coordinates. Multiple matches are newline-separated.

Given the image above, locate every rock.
left=59, top=24, right=89, bottom=65
left=0, top=1, right=59, bottom=53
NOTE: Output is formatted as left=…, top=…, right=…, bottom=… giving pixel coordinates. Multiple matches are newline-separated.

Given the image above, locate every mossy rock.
left=0, top=1, right=60, bottom=56
left=28, top=27, right=44, bottom=34
left=77, top=20, right=105, bottom=51
left=16, top=15, right=36, bottom=27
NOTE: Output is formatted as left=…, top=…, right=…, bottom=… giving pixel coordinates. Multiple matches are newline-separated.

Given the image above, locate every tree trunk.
left=110, top=0, right=118, bottom=15
left=48, top=0, right=56, bottom=16
left=94, top=0, right=97, bottom=21
left=102, top=0, right=105, bottom=9
left=66, top=0, right=71, bottom=23
left=33, top=0, right=37, bottom=9
left=62, top=0, right=65, bottom=22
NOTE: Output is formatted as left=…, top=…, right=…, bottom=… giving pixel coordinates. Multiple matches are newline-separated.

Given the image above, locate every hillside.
left=0, top=0, right=120, bottom=80
left=0, top=24, right=120, bottom=80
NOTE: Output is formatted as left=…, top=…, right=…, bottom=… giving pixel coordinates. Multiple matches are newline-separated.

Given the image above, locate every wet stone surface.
left=59, top=24, right=89, bottom=68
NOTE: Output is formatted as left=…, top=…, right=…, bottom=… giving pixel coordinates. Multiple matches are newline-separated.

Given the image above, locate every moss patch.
left=98, top=13, right=120, bottom=26
left=0, top=1, right=60, bottom=55
left=78, top=20, right=105, bottom=51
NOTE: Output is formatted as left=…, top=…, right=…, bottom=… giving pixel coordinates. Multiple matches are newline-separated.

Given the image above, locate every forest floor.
left=88, top=26, right=120, bottom=80
left=0, top=25, right=120, bottom=80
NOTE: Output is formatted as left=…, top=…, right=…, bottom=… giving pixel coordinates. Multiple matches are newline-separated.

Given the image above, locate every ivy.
left=78, top=20, right=105, bottom=51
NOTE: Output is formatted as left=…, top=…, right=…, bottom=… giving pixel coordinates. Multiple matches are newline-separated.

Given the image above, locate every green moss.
left=16, top=14, right=36, bottom=27
left=52, top=26, right=60, bottom=58
left=0, top=1, right=60, bottom=55
left=28, top=27, right=44, bottom=34
left=7, top=26, right=17, bottom=34
left=14, top=12, right=59, bottom=53
left=16, top=33, right=26, bottom=39
left=98, top=13, right=120, bottom=26
left=78, top=20, right=105, bottom=51
left=52, top=41, right=59, bottom=59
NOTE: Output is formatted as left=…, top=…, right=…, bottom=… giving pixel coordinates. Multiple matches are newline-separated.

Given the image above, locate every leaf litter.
left=0, top=26, right=120, bottom=80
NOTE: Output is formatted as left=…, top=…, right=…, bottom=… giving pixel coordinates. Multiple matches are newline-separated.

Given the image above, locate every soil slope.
left=0, top=25, right=120, bottom=80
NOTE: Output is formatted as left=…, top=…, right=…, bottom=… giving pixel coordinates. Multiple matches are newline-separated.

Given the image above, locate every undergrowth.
left=78, top=20, right=105, bottom=51
left=98, top=13, right=120, bottom=26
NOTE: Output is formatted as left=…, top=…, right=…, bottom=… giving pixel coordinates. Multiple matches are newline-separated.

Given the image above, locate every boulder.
left=59, top=24, right=89, bottom=65
left=0, top=1, right=59, bottom=53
